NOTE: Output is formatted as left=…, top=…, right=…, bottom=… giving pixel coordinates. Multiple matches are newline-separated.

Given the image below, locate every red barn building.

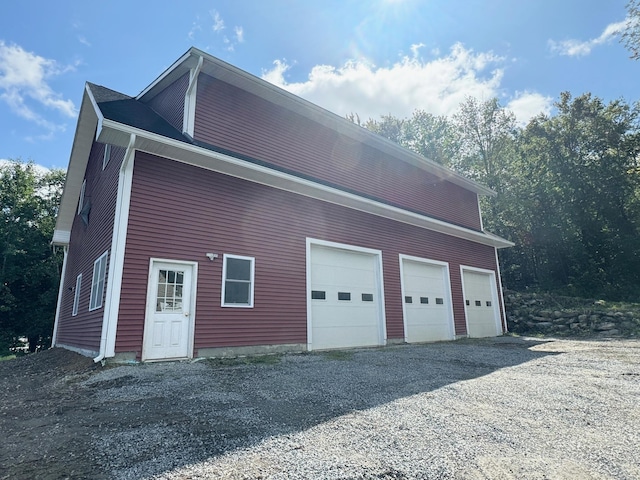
left=52, top=48, right=513, bottom=362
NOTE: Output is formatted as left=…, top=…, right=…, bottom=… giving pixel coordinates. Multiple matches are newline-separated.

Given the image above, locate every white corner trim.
left=95, top=134, right=137, bottom=363
left=494, top=247, right=508, bottom=333
left=51, top=245, right=69, bottom=347
left=477, top=195, right=484, bottom=232
left=183, top=55, right=203, bottom=137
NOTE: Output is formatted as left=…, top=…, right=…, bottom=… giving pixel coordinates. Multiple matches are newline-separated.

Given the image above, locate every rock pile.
left=504, top=291, right=640, bottom=337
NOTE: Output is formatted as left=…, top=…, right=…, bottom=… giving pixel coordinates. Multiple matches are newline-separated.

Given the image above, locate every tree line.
left=0, top=163, right=64, bottom=354
left=357, top=92, right=640, bottom=301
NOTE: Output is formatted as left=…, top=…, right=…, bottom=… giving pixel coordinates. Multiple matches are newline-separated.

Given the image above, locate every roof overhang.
left=92, top=119, right=514, bottom=249
left=138, top=47, right=496, bottom=198
left=53, top=84, right=101, bottom=245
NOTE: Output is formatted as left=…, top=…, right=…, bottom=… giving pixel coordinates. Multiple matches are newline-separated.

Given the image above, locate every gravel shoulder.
left=1, top=336, right=639, bottom=479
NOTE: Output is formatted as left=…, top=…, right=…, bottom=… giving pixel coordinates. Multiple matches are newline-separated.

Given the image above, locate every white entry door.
left=142, top=260, right=196, bottom=361
left=401, top=256, right=454, bottom=343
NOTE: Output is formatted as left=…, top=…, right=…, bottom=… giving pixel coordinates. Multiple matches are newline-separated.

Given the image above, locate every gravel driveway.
left=2, top=336, right=639, bottom=479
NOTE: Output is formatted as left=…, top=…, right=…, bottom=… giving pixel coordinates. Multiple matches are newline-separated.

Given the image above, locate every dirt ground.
left=1, top=338, right=639, bottom=479
left=0, top=349, right=102, bottom=479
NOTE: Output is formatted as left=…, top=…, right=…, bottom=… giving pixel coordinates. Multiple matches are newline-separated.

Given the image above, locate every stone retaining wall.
left=504, top=291, right=640, bottom=337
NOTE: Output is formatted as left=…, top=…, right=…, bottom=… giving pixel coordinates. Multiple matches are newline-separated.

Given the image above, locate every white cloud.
left=235, top=26, right=244, bottom=43
left=0, top=41, right=77, bottom=138
left=199, top=10, right=244, bottom=52
left=262, top=43, right=549, bottom=125
left=211, top=10, right=225, bottom=32
left=548, top=19, right=628, bottom=57
left=77, top=35, right=91, bottom=47
left=0, top=158, right=53, bottom=176
left=506, top=91, right=553, bottom=125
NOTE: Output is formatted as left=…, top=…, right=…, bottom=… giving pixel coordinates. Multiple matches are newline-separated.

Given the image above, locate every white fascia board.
left=99, top=119, right=514, bottom=249
left=137, top=50, right=199, bottom=101
left=52, top=84, right=102, bottom=246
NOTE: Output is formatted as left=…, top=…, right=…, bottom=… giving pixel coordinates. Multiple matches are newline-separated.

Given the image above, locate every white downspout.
left=51, top=245, right=69, bottom=347
left=94, top=134, right=136, bottom=363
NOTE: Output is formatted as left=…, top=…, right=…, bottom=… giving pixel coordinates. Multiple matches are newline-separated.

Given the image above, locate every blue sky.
left=0, top=0, right=636, bottom=170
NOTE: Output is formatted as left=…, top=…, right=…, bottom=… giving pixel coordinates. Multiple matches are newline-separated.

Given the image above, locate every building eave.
left=97, top=119, right=513, bottom=249
left=52, top=83, right=102, bottom=246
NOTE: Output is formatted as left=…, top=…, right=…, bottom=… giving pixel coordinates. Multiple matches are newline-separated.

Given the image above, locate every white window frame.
left=221, top=254, right=255, bottom=308
left=78, top=179, right=86, bottom=214
left=72, top=274, right=82, bottom=316
left=89, top=251, right=108, bottom=311
left=102, top=144, right=111, bottom=170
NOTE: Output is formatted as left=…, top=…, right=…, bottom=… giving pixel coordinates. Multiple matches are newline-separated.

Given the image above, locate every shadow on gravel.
left=0, top=336, right=558, bottom=479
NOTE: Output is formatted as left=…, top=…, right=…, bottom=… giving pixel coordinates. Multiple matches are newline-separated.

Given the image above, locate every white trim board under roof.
left=59, top=104, right=513, bottom=249
left=137, top=47, right=495, bottom=197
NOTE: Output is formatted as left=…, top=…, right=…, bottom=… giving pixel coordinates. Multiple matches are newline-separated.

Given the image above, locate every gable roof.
left=139, top=47, right=496, bottom=197
left=53, top=49, right=513, bottom=249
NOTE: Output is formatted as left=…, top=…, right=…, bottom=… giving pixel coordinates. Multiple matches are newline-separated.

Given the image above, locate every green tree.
left=363, top=110, right=458, bottom=167
left=516, top=93, right=640, bottom=299
left=622, top=0, right=640, bottom=60
left=0, top=161, right=65, bottom=354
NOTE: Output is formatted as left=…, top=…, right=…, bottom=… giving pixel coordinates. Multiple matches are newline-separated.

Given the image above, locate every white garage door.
left=308, top=243, right=383, bottom=350
left=401, top=257, right=454, bottom=343
left=462, top=269, right=502, bottom=337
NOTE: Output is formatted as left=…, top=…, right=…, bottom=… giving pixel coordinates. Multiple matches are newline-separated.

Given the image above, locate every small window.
left=311, top=290, right=326, bottom=300
left=361, top=293, right=373, bottom=302
left=404, top=296, right=413, bottom=304
left=102, top=144, right=111, bottom=170
left=77, top=179, right=86, bottom=214
left=89, top=251, right=108, bottom=311
left=465, top=299, right=470, bottom=306
left=475, top=300, right=482, bottom=307
left=420, top=297, right=429, bottom=304
left=486, top=301, right=492, bottom=307
left=338, top=292, right=351, bottom=301
left=222, top=254, right=254, bottom=307
left=72, top=274, right=82, bottom=316
left=436, top=298, right=444, bottom=305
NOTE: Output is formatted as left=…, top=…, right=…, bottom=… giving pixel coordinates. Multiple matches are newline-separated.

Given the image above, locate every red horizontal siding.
left=193, top=74, right=482, bottom=231
left=145, top=73, right=188, bottom=132
left=56, top=143, right=124, bottom=351
left=116, top=153, right=500, bottom=356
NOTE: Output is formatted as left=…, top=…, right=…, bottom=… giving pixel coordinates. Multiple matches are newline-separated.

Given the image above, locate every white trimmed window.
left=72, top=274, right=82, bottom=316
left=78, top=179, right=86, bottom=214
left=89, top=251, right=108, bottom=311
left=102, top=144, right=111, bottom=170
left=221, top=254, right=254, bottom=307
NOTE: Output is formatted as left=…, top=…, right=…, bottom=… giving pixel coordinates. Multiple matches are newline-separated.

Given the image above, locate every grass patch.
left=0, top=355, right=16, bottom=362
left=206, top=354, right=281, bottom=368
left=320, top=350, right=355, bottom=361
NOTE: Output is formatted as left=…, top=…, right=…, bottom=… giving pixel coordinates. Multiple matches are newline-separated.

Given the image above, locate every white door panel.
left=463, top=269, right=501, bottom=337
left=143, top=261, right=195, bottom=361
left=309, top=244, right=383, bottom=350
left=401, top=257, right=454, bottom=343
